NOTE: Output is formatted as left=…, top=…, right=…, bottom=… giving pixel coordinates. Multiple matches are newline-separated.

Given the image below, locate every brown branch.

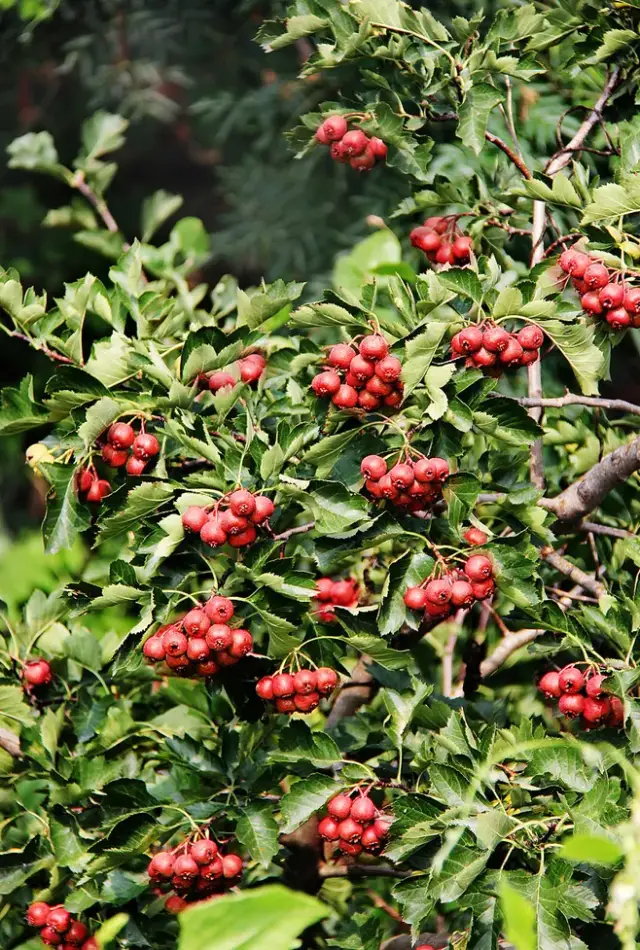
left=271, top=521, right=315, bottom=541
left=0, top=726, right=20, bottom=757
left=318, top=863, right=410, bottom=880
left=325, top=655, right=375, bottom=730
left=517, top=394, right=640, bottom=418
left=540, top=546, right=606, bottom=598
left=72, top=171, right=122, bottom=236
left=542, top=436, right=640, bottom=522
left=485, top=131, right=532, bottom=179
left=580, top=521, right=633, bottom=540
left=542, top=232, right=583, bottom=258
left=480, top=629, right=545, bottom=678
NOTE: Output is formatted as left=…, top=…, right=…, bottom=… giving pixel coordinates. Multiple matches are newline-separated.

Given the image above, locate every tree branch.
left=480, top=629, right=545, bottom=678
left=0, top=726, right=20, bottom=757
left=71, top=171, right=122, bottom=237
left=581, top=521, right=633, bottom=540
left=318, top=863, right=410, bottom=880
left=484, top=132, right=532, bottom=179
left=5, top=328, right=75, bottom=364
left=540, top=547, right=606, bottom=598
left=325, top=655, right=375, bottom=730
left=271, top=521, right=315, bottom=541
left=518, top=394, right=640, bottom=418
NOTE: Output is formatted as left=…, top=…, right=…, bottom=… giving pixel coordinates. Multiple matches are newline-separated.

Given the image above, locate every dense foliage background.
left=3, top=2, right=640, bottom=949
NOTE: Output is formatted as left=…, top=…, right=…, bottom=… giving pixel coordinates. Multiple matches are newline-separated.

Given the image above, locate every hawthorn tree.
left=3, top=2, right=640, bottom=949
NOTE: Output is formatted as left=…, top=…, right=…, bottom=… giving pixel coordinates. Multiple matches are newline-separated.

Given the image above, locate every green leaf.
left=500, top=880, right=536, bottom=950
left=279, top=482, right=369, bottom=535
left=177, top=884, right=327, bottom=950
left=94, top=912, right=129, bottom=948
left=473, top=396, right=542, bottom=446
left=457, top=83, right=503, bottom=154
left=303, top=429, right=360, bottom=478
left=594, top=28, right=637, bottom=62
left=237, top=279, right=304, bottom=329
left=141, top=189, right=183, bottom=242
left=436, top=269, right=483, bottom=304
left=235, top=806, right=279, bottom=868
left=402, top=322, right=450, bottom=395
left=98, top=482, right=174, bottom=542
left=280, top=774, right=339, bottom=833
left=269, top=722, right=341, bottom=768
left=40, top=463, right=92, bottom=554
left=582, top=177, right=640, bottom=225
left=0, top=375, right=48, bottom=434
left=442, top=472, right=480, bottom=527
left=559, top=833, right=623, bottom=866
left=77, top=396, right=121, bottom=449
left=290, top=301, right=365, bottom=329
left=536, top=319, right=604, bottom=394
left=7, top=130, right=70, bottom=181
left=0, top=685, right=32, bottom=728
left=78, top=112, right=128, bottom=164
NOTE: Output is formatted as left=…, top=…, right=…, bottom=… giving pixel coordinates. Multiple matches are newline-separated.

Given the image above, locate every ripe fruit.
left=312, top=370, right=341, bottom=396
left=108, top=421, right=135, bottom=448
left=149, top=851, right=175, bottom=878
left=222, top=853, right=243, bottom=878
left=465, top=555, right=493, bottom=581
left=187, top=638, right=210, bottom=661
left=191, top=839, right=218, bottom=865
left=86, top=479, right=111, bottom=502
left=538, top=671, right=562, bottom=699
left=328, top=343, right=356, bottom=369
left=239, top=354, right=266, bottom=383
left=272, top=673, right=295, bottom=698
left=66, top=921, right=89, bottom=944
left=435, top=242, right=454, bottom=265
left=182, top=506, right=209, bottom=533
left=338, top=817, right=363, bottom=842
left=166, top=896, right=188, bottom=915
left=47, top=907, right=72, bottom=933
left=126, top=456, right=146, bottom=476
left=317, top=115, right=348, bottom=142
left=183, top=608, right=210, bottom=637
left=350, top=354, right=376, bottom=380
left=143, top=637, right=166, bottom=660
left=318, top=816, right=340, bottom=840
left=27, top=902, right=51, bottom=927
left=251, top=495, right=275, bottom=523
left=256, top=676, right=274, bottom=700
left=200, top=519, right=227, bottom=547
left=206, top=624, right=233, bottom=651
left=450, top=579, right=474, bottom=607
left=608, top=696, right=624, bottom=726
left=229, top=489, right=256, bottom=516
left=132, top=433, right=160, bottom=459
left=361, top=826, right=382, bottom=852
left=389, top=463, right=414, bottom=489
left=483, top=326, right=511, bottom=353
left=174, top=854, right=199, bottom=878
left=361, top=455, right=387, bottom=480
left=351, top=146, right=376, bottom=171
left=327, top=794, right=353, bottom=819
left=316, top=667, right=338, bottom=694
left=332, top=384, right=359, bottom=408
left=558, top=666, right=585, bottom=694
left=41, top=926, right=63, bottom=945
left=102, top=443, right=129, bottom=467
left=341, top=129, right=368, bottom=156
left=470, top=579, right=495, bottom=600
left=583, top=262, right=609, bottom=289
left=404, top=586, right=429, bottom=610
left=330, top=141, right=349, bottom=163
left=457, top=326, right=484, bottom=353
left=23, top=659, right=52, bottom=687
left=375, top=355, right=402, bottom=381
left=500, top=338, right=524, bottom=367
left=229, top=629, right=253, bottom=657
left=369, top=137, right=387, bottom=159
left=558, top=693, right=585, bottom=718
left=293, top=670, right=317, bottom=694
left=425, top=578, right=452, bottom=605
left=464, top=527, right=488, bottom=546
left=517, top=325, right=544, bottom=350
left=585, top=673, right=605, bottom=698
left=606, top=307, right=631, bottom=330
left=583, top=696, right=611, bottom=724
left=209, top=370, right=236, bottom=391
left=581, top=291, right=603, bottom=315
left=624, top=287, right=640, bottom=314
left=599, top=282, right=625, bottom=309
left=559, top=249, right=590, bottom=277
left=351, top=796, right=376, bottom=822
left=220, top=510, right=249, bottom=535
left=359, top=334, right=388, bottom=361
left=163, top=628, right=188, bottom=657
left=206, top=596, right=234, bottom=623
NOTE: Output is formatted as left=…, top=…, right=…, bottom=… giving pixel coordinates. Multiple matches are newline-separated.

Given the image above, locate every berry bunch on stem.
left=256, top=663, right=338, bottom=715
left=202, top=351, right=267, bottom=392
left=451, top=322, right=544, bottom=374
left=315, top=115, right=387, bottom=172
left=311, top=332, right=403, bottom=411
left=312, top=577, right=359, bottom=623
left=559, top=249, right=640, bottom=330
left=404, top=554, right=495, bottom=620
left=101, top=421, right=160, bottom=476
left=361, top=453, right=449, bottom=509
left=538, top=665, right=624, bottom=729
left=26, top=902, right=95, bottom=949
left=142, top=594, right=252, bottom=678
left=182, top=490, right=275, bottom=549
left=318, top=790, right=392, bottom=857
left=410, top=215, right=473, bottom=266
left=147, top=830, right=243, bottom=912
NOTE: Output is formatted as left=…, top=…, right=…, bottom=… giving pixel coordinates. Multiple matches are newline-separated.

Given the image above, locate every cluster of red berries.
left=75, top=467, right=111, bottom=504
left=181, top=490, right=275, bottom=549
left=203, top=352, right=267, bottom=392
left=26, top=903, right=96, bottom=949
left=143, top=595, right=252, bottom=678
left=559, top=249, right=640, bottom=330
left=538, top=666, right=624, bottom=729
left=318, top=792, right=391, bottom=857
left=360, top=454, right=449, bottom=509
left=101, top=422, right=160, bottom=476
left=315, top=115, right=387, bottom=172
left=312, top=577, right=359, bottom=624
left=147, top=835, right=243, bottom=913
left=22, top=658, right=53, bottom=689
left=451, top=322, right=544, bottom=374
left=404, top=555, right=495, bottom=620
left=410, top=216, right=473, bottom=267
left=255, top=666, right=338, bottom=715
left=311, top=334, right=403, bottom=411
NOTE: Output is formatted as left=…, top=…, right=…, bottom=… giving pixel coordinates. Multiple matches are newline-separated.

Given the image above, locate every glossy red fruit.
left=425, top=579, right=452, bottom=605
left=316, top=667, right=338, bottom=694
left=318, top=816, right=341, bottom=840
left=624, top=286, right=640, bottom=314
left=205, top=597, right=234, bottom=625
left=384, top=390, right=403, bottom=408
left=183, top=608, right=210, bottom=637
left=200, top=519, right=227, bottom=547
left=295, top=691, right=320, bottom=712
left=239, top=355, right=266, bottom=383
left=77, top=468, right=94, bottom=494
left=581, top=291, right=603, bottom=315
left=26, top=902, right=50, bottom=927
left=330, top=140, right=350, bottom=163
left=350, top=354, right=376, bottom=381
left=357, top=390, right=380, bottom=411
left=360, top=455, right=387, bottom=480
left=435, top=242, right=455, bottom=265
left=228, top=525, right=257, bottom=547
left=431, top=458, right=450, bottom=481
left=143, top=636, right=166, bottom=660
left=499, top=338, right=524, bottom=367
left=465, top=555, right=492, bottom=581
left=558, top=666, right=585, bottom=694
left=220, top=510, right=249, bottom=536
left=182, top=506, right=208, bottom=533
left=517, top=324, right=544, bottom=350
left=198, top=659, right=219, bottom=677
left=132, top=433, right=160, bottom=459
left=482, top=326, right=511, bottom=353
left=328, top=343, right=356, bottom=369
left=338, top=817, right=364, bottom=842
left=108, top=421, right=135, bottom=448
left=339, top=838, right=363, bottom=856
left=23, top=659, right=52, bottom=686
left=102, top=443, right=129, bottom=467
left=373, top=816, right=392, bottom=838
left=452, top=235, right=473, bottom=260
left=206, top=623, right=233, bottom=652
left=166, top=896, right=188, bottom=915
left=450, top=579, right=474, bottom=607
left=361, top=825, right=383, bottom=852
left=599, top=282, right=625, bottom=309
left=199, top=856, right=224, bottom=881
left=457, top=326, right=484, bottom=353
left=472, top=346, right=497, bottom=368
left=404, top=586, right=429, bottom=610
left=275, top=696, right=297, bottom=713
left=41, top=926, right=63, bottom=945
left=250, top=495, right=275, bottom=523
left=65, top=921, right=88, bottom=946
left=222, top=853, right=243, bottom=879
left=148, top=850, right=175, bottom=879
left=521, top=348, right=539, bottom=366
left=228, top=489, right=256, bottom=517
left=350, top=146, right=376, bottom=171
left=583, top=262, right=609, bottom=289
left=209, top=370, right=236, bottom=391
left=123, top=455, right=145, bottom=476
left=583, top=696, right=611, bottom=724
left=559, top=249, right=589, bottom=276
left=411, top=226, right=435, bottom=251
left=47, top=907, right=72, bottom=933
left=315, top=577, right=335, bottom=602
left=293, top=669, right=317, bottom=694
left=415, top=945, right=436, bottom=950
left=187, top=638, right=210, bottom=662
left=163, top=628, right=188, bottom=657
left=425, top=599, right=451, bottom=618
left=359, top=334, right=389, bottom=361
left=86, top=478, right=111, bottom=502
left=378, top=474, right=398, bottom=499
left=332, top=384, right=359, bottom=408
left=424, top=216, right=445, bottom=231
left=229, top=629, right=253, bottom=657
left=388, top=463, right=413, bottom=490
left=559, top=693, right=585, bottom=718
left=369, top=137, right=387, bottom=159
left=470, top=579, right=494, bottom=600
left=256, top=676, right=274, bottom=700
left=464, top=527, right=488, bottom=546
left=319, top=115, right=348, bottom=142
left=374, top=355, right=402, bottom=382
left=606, top=307, right=631, bottom=329
left=586, top=673, right=606, bottom=698
left=608, top=695, right=624, bottom=726
left=538, top=671, right=562, bottom=699
left=272, top=673, right=295, bottom=698
left=341, top=129, right=369, bottom=156
left=165, top=654, right=192, bottom=673
left=327, top=794, right=353, bottom=819
left=174, top=854, right=199, bottom=878
left=311, top=370, right=341, bottom=396
left=350, top=796, right=376, bottom=822
left=190, top=838, right=218, bottom=866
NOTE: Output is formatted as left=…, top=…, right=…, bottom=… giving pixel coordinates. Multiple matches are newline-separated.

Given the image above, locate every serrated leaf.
left=280, top=774, right=338, bottom=833
left=0, top=375, right=48, bottom=434
left=582, top=178, right=640, bottom=225
left=457, top=84, right=503, bottom=155
left=235, top=806, right=279, bottom=867
left=98, top=483, right=174, bottom=541
left=442, top=472, right=480, bottom=527
left=290, top=301, right=366, bottom=329
left=536, top=319, right=604, bottom=394
left=402, top=321, right=450, bottom=395
left=594, top=28, right=637, bottom=62
left=437, top=269, right=483, bottom=304
left=141, top=190, right=183, bottom=243
left=77, top=396, right=121, bottom=449
left=41, top=463, right=92, bottom=554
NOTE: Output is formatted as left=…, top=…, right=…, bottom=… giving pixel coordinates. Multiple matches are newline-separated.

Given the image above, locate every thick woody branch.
left=0, top=726, right=20, bottom=757
left=542, top=436, right=640, bottom=522
left=325, top=656, right=375, bottom=729
left=480, top=629, right=545, bottom=678
left=540, top=547, right=606, bottom=598
left=318, top=863, right=410, bottom=880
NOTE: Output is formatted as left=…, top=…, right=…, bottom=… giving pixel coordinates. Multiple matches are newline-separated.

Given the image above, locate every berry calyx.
left=132, top=433, right=160, bottom=459
left=108, top=421, right=135, bottom=448
left=558, top=666, right=585, bottom=694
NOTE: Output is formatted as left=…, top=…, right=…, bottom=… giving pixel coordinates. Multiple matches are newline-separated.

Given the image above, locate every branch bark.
left=271, top=521, right=315, bottom=541
left=540, top=547, right=606, bottom=598
left=484, top=132, right=532, bottom=179
left=325, top=655, right=376, bottom=730
left=518, top=394, right=640, bottom=418
left=0, top=726, right=20, bottom=757
left=480, top=629, right=545, bottom=678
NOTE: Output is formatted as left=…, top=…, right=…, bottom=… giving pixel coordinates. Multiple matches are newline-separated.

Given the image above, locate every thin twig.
left=0, top=726, right=20, bottom=757
left=271, top=521, right=315, bottom=541
left=540, top=547, right=606, bottom=599
left=5, top=328, right=74, bottom=364
left=480, top=629, right=545, bottom=678
left=72, top=171, right=122, bottom=237
left=318, top=863, right=410, bottom=880
left=517, top=394, right=640, bottom=417
left=580, top=521, right=633, bottom=539
left=542, top=233, right=583, bottom=258
left=485, top=131, right=532, bottom=179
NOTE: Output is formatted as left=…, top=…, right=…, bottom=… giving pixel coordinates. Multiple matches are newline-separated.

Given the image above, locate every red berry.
left=339, top=839, right=363, bottom=856
left=606, top=307, right=631, bottom=330
left=228, top=629, right=253, bottom=658
left=332, top=384, right=359, bottom=408
left=220, top=510, right=249, bottom=536
left=311, top=370, right=341, bottom=396
left=328, top=344, right=356, bottom=369
left=499, top=338, right=524, bottom=367
left=108, top=422, right=135, bottom=448
left=163, top=628, right=188, bottom=657
left=359, top=334, right=389, bottom=361
left=465, top=554, right=493, bottom=581
left=516, top=324, right=544, bottom=350
left=361, top=826, right=383, bottom=852
left=583, top=262, right=609, bottom=289
left=521, top=348, right=539, bottom=366
left=77, top=468, right=94, bottom=494
left=250, top=495, right=275, bottom=524
left=361, top=455, right=387, bottom=480
left=318, top=816, right=340, bottom=840
left=315, top=578, right=335, bottom=602
left=65, top=922, right=88, bottom=945
left=450, top=579, right=474, bottom=607
left=581, top=291, right=603, bottom=315
left=256, top=676, right=274, bottom=700
left=472, top=347, right=497, bottom=368
left=200, top=518, right=228, bottom=547
left=41, top=927, right=63, bottom=946
left=388, top=463, right=413, bottom=489
left=341, top=129, right=368, bottom=156
left=365, top=478, right=384, bottom=498
left=558, top=666, right=585, bottom=694
left=558, top=693, right=585, bottom=718
left=425, top=578, right=452, bottom=605
left=23, top=659, right=52, bottom=686
left=125, top=456, right=146, bottom=476
left=148, top=851, right=175, bottom=879
left=183, top=608, right=210, bottom=637
left=316, top=667, right=338, bottom=695
left=338, top=817, right=363, bottom=842
left=319, top=115, right=348, bottom=142
left=373, top=817, right=391, bottom=838
left=350, top=354, right=376, bottom=380
left=272, top=673, right=295, bottom=698
left=559, top=249, right=589, bottom=276
left=599, top=282, right=625, bottom=309
left=143, top=637, right=166, bottom=660
left=228, top=525, right=257, bottom=547
left=102, top=444, right=129, bottom=467
left=86, top=478, right=111, bottom=502
left=377, top=474, right=398, bottom=499
left=452, top=235, right=473, bottom=260
left=206, top=595, right=234, bottom=622
left=424, top=216, right=446, bottom=231
left=182, top=506, right=208, bottom=533
left=538, top=671, right=562, bottom=699
left=327, top=794, right=352, bottom=819
left=624, top=286, right=640, bottom=314
left=470, top=579, right=494, bottom=600
left=26, top=902, right=50, bottom=927
left=166, top=896, right=188, bottom=915
left=585, top=673, right=606, bottom=698
left=374, top=355, right=402, bottom=382
left=368, top=137, right=387, bottom=160
left=430, top=458, right=449, bottom=481
left=608, top=696, right=624, bottom=726
left=209, top=371, right=236, bottom=391
left=228, top=489, right=256, bottom=517
left=222, top=853, right=243, bottom=879
left=275, top=696, right=296, bottom=713
left=383, top=390, right=403, bottom=408
left=482, top=326, right=511, bottom=353
left=294, top=691, right=320, bottom=712
left=206, top=623, right=233, bottom=651
left=464, top=527, right=488, bottom=546
left=404, top=586, right=429, bottom=610
left=350, top=796, right=376, bottom=822
left=332, top=579, right=357, bottom=606
left=358, top=391, right=380, bottom=412
left=294, top=669, right=317, bottom=694
left=411, top=226, right=440, bottom=252
left=582, top=696, right=611, bottom=724
left=174, top=854, right=199, bottom=878
left=458, top=326, right=484, bottom=353
left=47, top=907, right=72, bottom=933
left=132, top=433, right=160, bottom=459
left=191, top=839, right=218, bottom=865
left=344, top=372, right=364, bottom=389
left=197, top=659, right=219, bottom=677
left=350, top=146, right=376, bottom=172
left=164, top=654, right=192, bottom=673
left=239, top=356, right=265, bottom=384
left=187, top=638, right=210, bottom=662
left=435, top=242, right=455, bottom=265
left=330, top=140, right=350, bottom=163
